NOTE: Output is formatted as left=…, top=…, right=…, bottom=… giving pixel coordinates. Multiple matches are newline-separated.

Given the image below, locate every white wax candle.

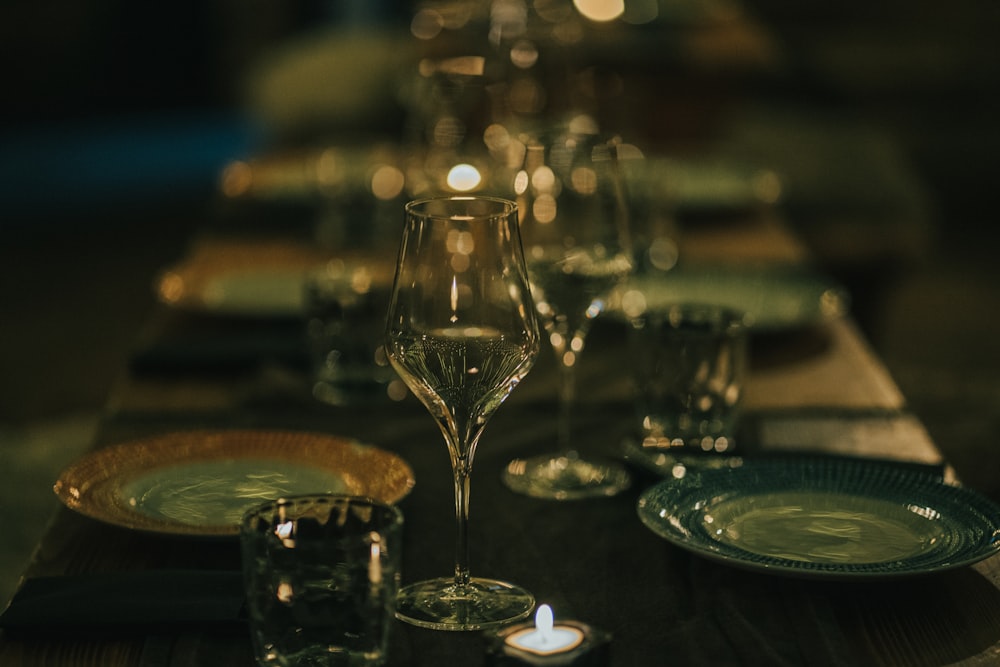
left=506, top=605, right=585, bottom=655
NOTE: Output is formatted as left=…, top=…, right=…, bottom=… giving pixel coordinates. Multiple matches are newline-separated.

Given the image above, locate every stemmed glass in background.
left=501, top=119, right=635, bottom=500
left=385, top=196, right=541, bottom=630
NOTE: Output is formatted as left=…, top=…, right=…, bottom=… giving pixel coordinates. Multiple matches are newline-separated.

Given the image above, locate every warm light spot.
left=158, top=272, right=185, bottom=304
left=510, top=40, right=539, bottom=68
left=370, top=164, right=405, bottom=200
left=456, top=231, right=475, bottom=254
left=502, top=137, right=527, bottom=168
left=585, top=299, right=604, bottom=319
left=316, top=149, right=342, bottom=188
left=368, top=538, right=383, bottom=584
left=387, top=379, right=409, bottom=401
left=507, top=458, right=527, bottom=475
left=648, top=237, right=678, bottom=271
left=447, top=164, right=482, bottom=191
left=619, top=289, right=647, bottom=319
left=570, top=166, right=597, bottom=194
left=435, top=56, right=486, bottom=76
left=484, top=124, right=511, bottom=152
left=490, top=0, right=528, bottom=38
left=531, top=165, right=556, bottom=192
left=411, top=9, right=444, bottom=39
left=514, top=169, right=530, bottom=194
left=275, top=520, right=294, bottom=539
left=533, top=194, right=557, bottom=223
left=418, top=58, right=436, bottom=77
left=568, top=114, right=599, bottom=135
left=450, top=252, right=471, bottom=272
left=907, top=504, right=941, bottom=520
left=220, top=160, right=252, bottom=197
left=753, top=169, right=783, bottom=204
left=277, top=581, right=294, bottom=603
left=561, top=350, right=577, bottom=367
left=573, top=0, right=624, bottom=21
left=618, top=142, right=645, bottom=160
left=349, top=267, right=374, bottom=294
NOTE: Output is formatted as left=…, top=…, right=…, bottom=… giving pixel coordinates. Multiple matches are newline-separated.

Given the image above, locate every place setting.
left=610, top=275, right=1000, bottom=584
left=9, top=164, right=998, bottom=667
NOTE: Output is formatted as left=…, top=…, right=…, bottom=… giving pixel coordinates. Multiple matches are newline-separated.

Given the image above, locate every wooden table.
left=1, top=206, right=997, bottom=666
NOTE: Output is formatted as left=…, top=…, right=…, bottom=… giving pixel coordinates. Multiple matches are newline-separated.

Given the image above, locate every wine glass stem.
left=452, top=459, right=472, bottom=589
left=556, top=356, right=576, bottom=452
left=551, top=325, right=588, bottom=454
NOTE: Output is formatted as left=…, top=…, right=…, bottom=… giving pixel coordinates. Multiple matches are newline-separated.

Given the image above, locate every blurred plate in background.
left=618, top=265, right=849, bottom=331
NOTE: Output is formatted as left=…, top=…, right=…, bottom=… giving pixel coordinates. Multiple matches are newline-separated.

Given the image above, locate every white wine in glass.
left=502, top=121, right=635, bottom=500
left=386, top=196, right=541, bottom=630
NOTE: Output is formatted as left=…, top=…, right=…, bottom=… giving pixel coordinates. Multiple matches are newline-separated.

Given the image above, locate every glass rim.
left=239, top=493, right=403, bottom=529
left=640, top=302, right=749, bottom=331
left=405, top=195, right=516, bottom=221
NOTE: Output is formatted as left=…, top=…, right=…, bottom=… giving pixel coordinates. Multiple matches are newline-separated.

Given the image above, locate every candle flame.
left=450, top=276, right=459, bottom=322
left=535, top=604, right=554, bottom=640
left=368, top=534, right=382, bottom=585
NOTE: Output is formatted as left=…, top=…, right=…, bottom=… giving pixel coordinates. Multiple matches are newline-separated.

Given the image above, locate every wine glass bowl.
left=385, top=196, right=541, bottom=630
left=501, top=121, right=635, bottom=500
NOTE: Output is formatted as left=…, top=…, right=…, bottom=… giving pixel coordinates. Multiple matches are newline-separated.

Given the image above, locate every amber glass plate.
left=54, top=430, right=415, bottom=536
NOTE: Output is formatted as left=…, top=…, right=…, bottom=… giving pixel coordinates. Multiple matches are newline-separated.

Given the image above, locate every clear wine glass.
left=385, top=196, right=541, bottom=630
left=501, top=119, right=635, bottom=500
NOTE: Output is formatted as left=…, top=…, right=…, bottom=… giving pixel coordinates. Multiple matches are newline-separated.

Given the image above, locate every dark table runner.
left=6, top=384, right=1000, bottom=666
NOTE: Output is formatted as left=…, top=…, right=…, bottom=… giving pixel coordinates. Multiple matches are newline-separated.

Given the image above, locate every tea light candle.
left=485, top=604, right=611, bottom=666
left=509, top=605, right=583, bottom=654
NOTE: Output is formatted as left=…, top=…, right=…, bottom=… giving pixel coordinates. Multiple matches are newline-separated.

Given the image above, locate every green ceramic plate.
left=620, top=266, right=849, bottom=331
left=637, top=457, right=1000, bottom=579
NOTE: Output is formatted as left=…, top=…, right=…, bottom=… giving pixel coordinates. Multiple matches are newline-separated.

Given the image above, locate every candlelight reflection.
left=446, top=164, right=483, bottom=191
left=572, top=0, right=625, bottom=22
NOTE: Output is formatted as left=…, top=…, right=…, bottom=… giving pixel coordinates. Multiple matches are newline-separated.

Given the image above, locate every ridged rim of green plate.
left=637, top=457, right=1000, bottom=579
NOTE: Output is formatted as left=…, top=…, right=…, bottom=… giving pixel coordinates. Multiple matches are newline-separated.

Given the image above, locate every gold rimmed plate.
left=54, top=430, right=415, bottom=537
left=156, top=239, right=325, bottom=317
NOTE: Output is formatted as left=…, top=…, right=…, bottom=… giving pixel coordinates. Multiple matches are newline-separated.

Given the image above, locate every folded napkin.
left=0, top=570, right=245, bottom=633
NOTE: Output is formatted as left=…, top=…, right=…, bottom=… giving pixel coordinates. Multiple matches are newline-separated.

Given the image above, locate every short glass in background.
left=240, top=495, right=403, bottom=667
left=628, top=304, right=748, bottom=457
left=305, top=260, right=406, bottom=406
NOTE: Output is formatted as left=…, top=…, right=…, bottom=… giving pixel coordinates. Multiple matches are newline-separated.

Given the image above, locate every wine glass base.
left=502, top=452, right=632, bottom=500
left=395, top=577, right=535, bottom=631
